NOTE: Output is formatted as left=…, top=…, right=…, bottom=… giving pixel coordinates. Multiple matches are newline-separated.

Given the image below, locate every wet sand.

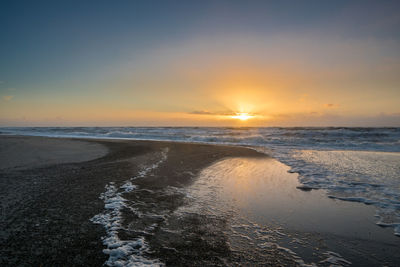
left=0, top=135, right=262, bottom=266
left=1, top=136, right=399, bottom=266
left=0, top=135, right=108, bottom=170
left=186, top=157, right=400, bottom=266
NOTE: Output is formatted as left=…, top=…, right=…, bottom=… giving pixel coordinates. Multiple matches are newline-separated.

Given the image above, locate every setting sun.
left=231, top=113, right=254, bottom=121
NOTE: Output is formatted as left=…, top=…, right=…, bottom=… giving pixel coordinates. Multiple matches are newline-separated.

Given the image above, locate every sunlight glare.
left=231, top=113, right=254, bottom=121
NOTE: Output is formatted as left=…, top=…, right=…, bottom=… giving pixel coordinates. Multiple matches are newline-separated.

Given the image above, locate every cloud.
left=2, top=95, right=14, bottom=101
left=189, top=110, right=236, bottom=116
left=189, top=110, right=214, bottom=115
left=324, top=103, right=340, bottom=108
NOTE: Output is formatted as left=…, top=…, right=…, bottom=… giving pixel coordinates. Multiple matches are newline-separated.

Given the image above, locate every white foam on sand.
left=91, top=148, right=169, bottom=267
left=120, top=182, right=137, bottom=192
left=320, top=251, right=351, bottom=266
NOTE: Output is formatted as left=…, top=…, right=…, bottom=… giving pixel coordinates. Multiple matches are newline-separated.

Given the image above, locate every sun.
left=230, top=112, right=254, bottom=121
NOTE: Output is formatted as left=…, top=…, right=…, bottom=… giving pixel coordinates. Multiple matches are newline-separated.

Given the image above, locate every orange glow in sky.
left=230, top=113, right=254, bottom=121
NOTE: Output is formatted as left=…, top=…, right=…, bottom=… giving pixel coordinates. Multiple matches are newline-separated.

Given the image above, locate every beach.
left=1, top=135, right=399, bottom=266
left=0, top=135, right=261, bottom=266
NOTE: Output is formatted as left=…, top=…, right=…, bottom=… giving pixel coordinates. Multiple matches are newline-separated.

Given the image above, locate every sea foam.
left=91, top=148, right=169, bottom=266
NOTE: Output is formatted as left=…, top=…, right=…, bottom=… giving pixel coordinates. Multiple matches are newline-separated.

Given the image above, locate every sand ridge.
left=0, top=135, right=108, bottom=170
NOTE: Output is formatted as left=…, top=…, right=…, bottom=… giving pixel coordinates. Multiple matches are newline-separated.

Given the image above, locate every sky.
left=1, top=0, right=399, bottom=126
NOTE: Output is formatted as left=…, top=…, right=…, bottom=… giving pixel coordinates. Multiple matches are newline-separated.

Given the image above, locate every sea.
left=2, top=127, right=400, bottom=265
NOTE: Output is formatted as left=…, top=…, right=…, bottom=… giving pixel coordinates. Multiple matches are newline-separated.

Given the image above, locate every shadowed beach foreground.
left=0, top=136, right=399, bottom=266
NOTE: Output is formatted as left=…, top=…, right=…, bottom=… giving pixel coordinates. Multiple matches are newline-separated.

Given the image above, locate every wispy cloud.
left=189, top=110, right=214, bottom=115
left=3, top=95, right=14, bottom=101
left=324, top=103, right=340, bottom=108
left=189, top=110, right=242, bottom=116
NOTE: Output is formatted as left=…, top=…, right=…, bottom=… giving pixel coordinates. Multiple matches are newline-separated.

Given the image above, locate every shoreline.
left=0, top=133, right=266, bottom=154
left=0, top=135, right=264, bottom=266
left=1, top=135, right=399, bottom=266
left=2, top=133, right=399, bottom=156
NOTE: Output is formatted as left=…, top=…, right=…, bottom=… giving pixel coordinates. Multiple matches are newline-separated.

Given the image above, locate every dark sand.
left=0, top=135, right=108, bottom=170
left=0, top=135, right=262, bottom=266
left=1, top=136, right=399, bottom=266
